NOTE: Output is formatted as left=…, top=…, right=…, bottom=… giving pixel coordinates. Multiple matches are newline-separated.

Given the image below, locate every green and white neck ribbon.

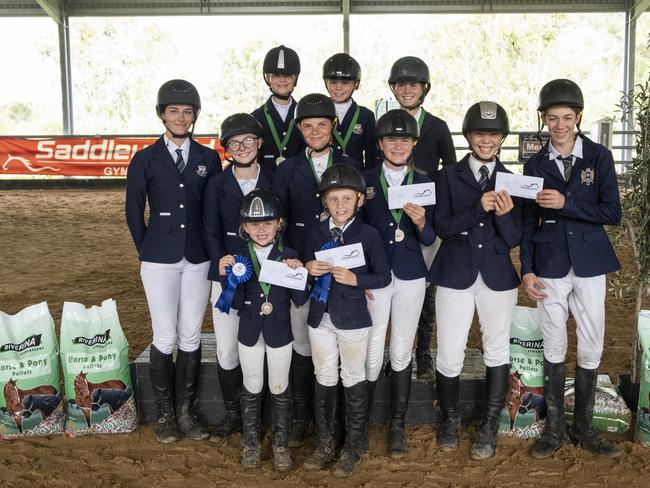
left=417, top=108, right=425, bottom=129
left=333, top=105, right=361, bottom=155
left=307, top=148, right=333, bottom=183
left=264, top=102, right=295, bottom=156
left=380, top=168, right=414, bottom=226
left=248, top=240, right=283, bottom=300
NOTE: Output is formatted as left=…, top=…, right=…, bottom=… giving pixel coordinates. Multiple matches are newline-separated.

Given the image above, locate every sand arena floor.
left=0, top=188, right=648, bottom=487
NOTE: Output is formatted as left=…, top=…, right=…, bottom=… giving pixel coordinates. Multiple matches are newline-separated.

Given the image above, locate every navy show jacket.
left=332, top=100, right=377, bottom=169
left=361, top=165, right=435, bottom=280
left=125, top=136, right=221, bottom=264
left=203, top=164, right=273, bottom=281
left=272, top=150, right=361, bottom=260
left=520, top=135, right=621, bottom=279
left=227, top=244, right=309, bottom=348
left=429, top=154, right=522, bottom=291
left=305, top=217, right=391, bottom=330
left=252, top=96, right=304, bottom=174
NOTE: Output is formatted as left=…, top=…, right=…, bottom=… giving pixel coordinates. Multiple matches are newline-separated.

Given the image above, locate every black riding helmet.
left=318, top=164, right=366, bottom=194
left=537, top=79, right=584, bottom=112
left=537, top=79, right=584, bottom=135
left=263, top=45, right=301, bottom=101
left=156, top=79, right=201, bottom=119
left=388, top=56, right=431, bottom=106
left=375, top=109, right=419, bottom=140
left=323, top=53, right=361, bottom=82
left=295, top=93, right=337, bottom=122
left=240, top=189, right=282, bottom=222
left=462, top=101, right=510, bottom=137
left=220, top=113, right=263, bottom=149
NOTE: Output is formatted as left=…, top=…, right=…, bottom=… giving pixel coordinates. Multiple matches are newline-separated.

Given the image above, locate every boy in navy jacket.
left=303, top=165, right=390, bottom=477
left=322, top=53, right=376, bottom=168
left=521, top=79, right=621, bottom=459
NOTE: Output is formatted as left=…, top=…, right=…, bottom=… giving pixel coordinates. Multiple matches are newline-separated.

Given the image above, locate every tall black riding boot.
left=436, top=370, right=461, bottom=451
left=389, top=362, right=412, bottom=459
left=471, top=364, right=509, bottom=460
left=331, top=382, right=368, bottom=478
left=529, top=359, right=566, bottom=459
left=304, top=382, right=337, bottom=470
left=210, top=362, right=243, bottom=441
left=332, top=380, right=346, bottom=448
left=569, top=366, right=620, bottom=457
left=149, top=344, right=179, bottom=443
left=271, top=387, right=293, bottom=471
left=360, top=378, right=378, bottom=452
left=415, top=285, right=435, bottom=381
left=288, top=350, right=314, bottom=447
left=240, top=386, right=262, bottom=468
left=175, top=347, right=209, bottom=440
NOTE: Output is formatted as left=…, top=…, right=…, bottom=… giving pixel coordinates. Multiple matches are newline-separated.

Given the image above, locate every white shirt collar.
left=468, top=154, right=496, bottom=183
left=328, top=216, right=355, bottom=232
left=334, top=99, right=353, bottom=123
left=548, top=135, right=583, bottom=160
left=307, top=149, right=330, bottom=180
left=234, top=164, right=260, bottom=196
left=253, top=243, right=274, bottom=262
left=382, top=162, right=408, bottom=187
left=272, top=98, right=292, bottom=122
left=164, top=135, right=190, bottom=164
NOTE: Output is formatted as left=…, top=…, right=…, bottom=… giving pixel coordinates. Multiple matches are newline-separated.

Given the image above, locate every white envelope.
left=258, top=260, right=308, bottom=291
left=387, top=182, right=436, bottom=209
left=314, top=242, right=366, bottom=269
left=495, top=172, right=544, bottom=200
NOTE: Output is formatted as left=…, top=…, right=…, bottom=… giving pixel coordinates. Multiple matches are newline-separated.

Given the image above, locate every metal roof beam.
left=35, top=0, right=63, bottom=23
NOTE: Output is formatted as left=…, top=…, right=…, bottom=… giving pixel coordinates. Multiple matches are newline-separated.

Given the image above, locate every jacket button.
left=316, top=193, right=320, bottom=198
left=479, top=222, right=484, bottom=227
left=568, top=231, right=574, bottom=235
left=180, top=224, right=185, bottom=229
left=179, top=204, right=184, bottom=208
left=478, top=244, right=483, bottom=249
left=389, top=240, right=394, bottom=244
left=567, top=192, right=572, bottom=197
left=282, top=132, right=286, bottom=136
left=259, top=312, right=263, bottom=316
left=260, top=293, right=264, bottom=298
left=179, top=183, right=184, bottom=188
left=315, top=214, right=319, bottom=219
left=389, top=222, right=394, bottom=227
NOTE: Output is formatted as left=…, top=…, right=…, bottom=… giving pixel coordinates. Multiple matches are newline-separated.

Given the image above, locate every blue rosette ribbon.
left=309, top=240, right=339, bottom=304
left=216, top=255, right=253, bottom=313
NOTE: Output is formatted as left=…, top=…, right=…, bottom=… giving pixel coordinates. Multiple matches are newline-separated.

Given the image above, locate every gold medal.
left=276, top=156, right=285, bottom=166
left=395, top=228, right=405, bottom=242
left=261, top=300, right=273, bottom=315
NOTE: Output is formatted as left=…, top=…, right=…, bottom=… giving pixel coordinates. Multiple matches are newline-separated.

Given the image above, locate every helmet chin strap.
left=162, top=116, right=194, bottom=139
left=272, top=90, right=292, bottom=101
left=232, top=160, right=255, bottom=168
left=308, top=144, right=331, bottom=156
left=384, top=156, right=409, bottom=167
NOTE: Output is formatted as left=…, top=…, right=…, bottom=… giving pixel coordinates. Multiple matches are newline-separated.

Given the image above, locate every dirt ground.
left=0, top=188, right=648, bottom=488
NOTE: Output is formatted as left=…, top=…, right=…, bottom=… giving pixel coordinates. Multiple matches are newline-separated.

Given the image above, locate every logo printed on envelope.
left=258, top=261, right=308, bottom=290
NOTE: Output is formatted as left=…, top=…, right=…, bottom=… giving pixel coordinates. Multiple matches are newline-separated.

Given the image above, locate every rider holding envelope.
left=429, top=101, right=521, bottom=460
left=360, top=109, right=435, bottom=459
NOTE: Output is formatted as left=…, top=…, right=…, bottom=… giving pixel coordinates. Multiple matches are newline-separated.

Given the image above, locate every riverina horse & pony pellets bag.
left=0, top=302, right=65, bottom=439
left=60, top=299, right=137, bottom=435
